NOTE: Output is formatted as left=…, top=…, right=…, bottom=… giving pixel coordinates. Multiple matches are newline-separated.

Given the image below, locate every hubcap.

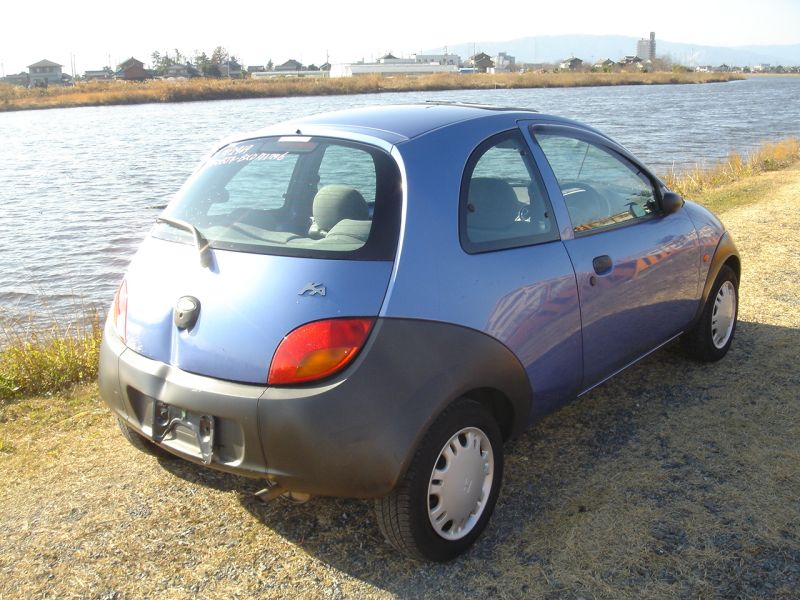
left=427, top=427, right=494, bottom=541
left=711, top=281, right=737, bottom=349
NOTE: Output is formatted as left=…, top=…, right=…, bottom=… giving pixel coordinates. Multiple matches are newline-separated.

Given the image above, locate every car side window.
left=535, top=133, right=657, bottom=234
left=460, top=130, right=558, bottom=253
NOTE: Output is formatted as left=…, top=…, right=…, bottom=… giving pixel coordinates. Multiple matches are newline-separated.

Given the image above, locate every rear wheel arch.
left=462, top=387, right=516, bottom=441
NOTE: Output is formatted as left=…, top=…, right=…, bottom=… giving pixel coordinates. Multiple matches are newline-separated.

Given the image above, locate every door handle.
left=592, top=254, right=613, bottom=275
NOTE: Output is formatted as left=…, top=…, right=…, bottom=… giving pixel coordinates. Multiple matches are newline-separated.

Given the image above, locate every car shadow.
left=160, top=319, right=798, bottom=597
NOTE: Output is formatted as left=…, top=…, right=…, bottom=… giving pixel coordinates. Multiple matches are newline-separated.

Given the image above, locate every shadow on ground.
left=159, top=320, right=800, bottom=598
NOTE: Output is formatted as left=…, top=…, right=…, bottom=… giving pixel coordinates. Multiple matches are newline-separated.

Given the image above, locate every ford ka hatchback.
left=99, top=103, right=740, bottom=561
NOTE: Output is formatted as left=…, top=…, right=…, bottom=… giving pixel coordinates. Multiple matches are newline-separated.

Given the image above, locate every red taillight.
left=111, top=279, right=128, bottom=343
left=268, top=318, right=375, bottom=385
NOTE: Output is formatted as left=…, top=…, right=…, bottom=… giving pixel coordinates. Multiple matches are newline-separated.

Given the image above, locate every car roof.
left=251, top=103, right=545, bottom=144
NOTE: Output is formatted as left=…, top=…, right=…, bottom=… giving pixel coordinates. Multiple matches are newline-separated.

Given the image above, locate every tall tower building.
left=636, top=32, right=656, bottom=61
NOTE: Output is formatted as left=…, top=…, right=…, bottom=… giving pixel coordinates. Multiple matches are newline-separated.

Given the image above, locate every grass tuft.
left=0, top=312, right=102, bottom=403
left=663, top=138, right=800, bottom=197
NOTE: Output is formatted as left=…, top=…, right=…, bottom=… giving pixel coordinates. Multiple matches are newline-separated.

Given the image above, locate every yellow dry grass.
left=0, top=71, right=742, bottom=112
left=0, top=311, right=101, bottom=402
left=662, top=138, right=800, bottom=198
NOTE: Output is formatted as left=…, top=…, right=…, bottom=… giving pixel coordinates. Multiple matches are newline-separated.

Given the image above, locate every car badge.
left=174, top=296, right=201, bottom=330
left=298, top=282, right=326, bottom=297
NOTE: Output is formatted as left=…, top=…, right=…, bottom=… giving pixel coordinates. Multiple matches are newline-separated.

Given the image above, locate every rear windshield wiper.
left=156, top=216, right=213, bottom=268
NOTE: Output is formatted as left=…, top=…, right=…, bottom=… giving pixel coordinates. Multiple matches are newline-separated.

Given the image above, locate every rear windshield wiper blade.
left=156, top=216, right=213, bottom=268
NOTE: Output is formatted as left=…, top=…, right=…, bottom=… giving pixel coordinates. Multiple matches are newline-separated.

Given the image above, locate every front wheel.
left=683, top=264, right=739, bottom=362
left=374, top=399, right=503, bottom=561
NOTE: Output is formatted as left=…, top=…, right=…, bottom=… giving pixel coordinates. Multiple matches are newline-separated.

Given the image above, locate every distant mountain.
left=426, top=35, right=800, bottom=67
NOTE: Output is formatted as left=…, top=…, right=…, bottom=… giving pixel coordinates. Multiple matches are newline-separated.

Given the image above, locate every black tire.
left=374, top=398, right=503, bottom=562
left=116, top=417, right=176, bottom=459
left=683, top=264, right=739, bottom=362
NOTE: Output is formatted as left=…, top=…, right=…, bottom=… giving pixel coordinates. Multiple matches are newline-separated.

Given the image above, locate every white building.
left=414, top=53, right=461, bottom=66
left=251, top=70, right=328, bottom=79
left=28, top=59, right=63, bottom=86
left=330, top=62, right=458, bottom=77
left=491, top=52, right=515, bottom=73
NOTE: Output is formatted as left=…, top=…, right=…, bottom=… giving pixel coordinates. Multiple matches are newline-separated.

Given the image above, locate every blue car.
left=99, top=103, right=740, bottom=561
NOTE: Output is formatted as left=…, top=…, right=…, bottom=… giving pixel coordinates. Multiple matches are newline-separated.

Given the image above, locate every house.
left=28, top=59, right=63, bottom=86
left=320, top=62, right=331, bottom=72
left=116, top=57, right=151, bottom=81
left=466, top=53, right=494, bottom=73
left=558, top=57, right=583, bottom=71
left=247, top=65, right=266, bottom=73
left=2, top=72, right=30, bottom=86
left=218, top=60, right=243, bottom=78
left=84, top=67, right=114, bottom=81
left=275, top=59, right=303, bottom=71
left=164, top=63, right=199, bottom=79
left=619, top=56, right=643, bottom=65
left=593, top=58, right=617, bottom=71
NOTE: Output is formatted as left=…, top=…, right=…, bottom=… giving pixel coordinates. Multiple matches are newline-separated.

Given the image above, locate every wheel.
left=116, top=416, right=176, bottom=459
left=683, top=264, right=739, bottom=362
left=374, top=399, right=503, bottom=562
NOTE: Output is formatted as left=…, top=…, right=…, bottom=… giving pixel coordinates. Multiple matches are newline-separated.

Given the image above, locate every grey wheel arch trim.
left=258, top=318, right=532, bottom=497
left=694, top=231, right=740, bottom=323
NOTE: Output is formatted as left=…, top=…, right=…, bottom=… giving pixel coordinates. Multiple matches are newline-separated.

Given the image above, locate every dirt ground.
left=1, top=165, right=799, bottom=599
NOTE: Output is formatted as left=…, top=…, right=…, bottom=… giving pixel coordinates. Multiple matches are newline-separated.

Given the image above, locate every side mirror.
left=661, top=191, right=684, bottom=215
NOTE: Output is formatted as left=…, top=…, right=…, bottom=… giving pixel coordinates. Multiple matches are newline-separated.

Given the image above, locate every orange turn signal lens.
left=111, top=279, right=128, bottom=343
left=268, top=318, right=375, bottom=385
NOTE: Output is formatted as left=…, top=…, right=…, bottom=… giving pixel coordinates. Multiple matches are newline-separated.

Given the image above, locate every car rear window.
left=154, top=136, right=401, bottom=260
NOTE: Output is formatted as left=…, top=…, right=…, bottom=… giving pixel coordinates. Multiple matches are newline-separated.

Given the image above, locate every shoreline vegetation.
left=0, top=71, right=744, bottom=112
left=0, top=135, right=796, bottom=401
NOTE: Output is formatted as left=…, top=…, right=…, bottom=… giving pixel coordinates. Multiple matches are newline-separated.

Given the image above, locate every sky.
left=2, top=0, right=799, bottom=75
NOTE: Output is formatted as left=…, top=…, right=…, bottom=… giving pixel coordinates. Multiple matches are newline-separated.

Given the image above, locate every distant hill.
left=425, top=35, right=800, bottom=67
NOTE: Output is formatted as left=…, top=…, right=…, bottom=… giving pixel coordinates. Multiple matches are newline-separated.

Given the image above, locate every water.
left=1, top=76, right=799, bottom=327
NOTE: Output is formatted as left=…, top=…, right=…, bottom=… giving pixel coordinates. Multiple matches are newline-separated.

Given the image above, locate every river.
left=1, top=76, right=799, bottom=328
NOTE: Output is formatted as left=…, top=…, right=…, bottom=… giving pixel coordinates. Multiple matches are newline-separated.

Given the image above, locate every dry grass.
left=0, top=71, right=742, bottom=112
left=0, top=311, right=102, bottom=402
left=1, top=162, right=799, bottom=598
left=662, top=138, right=800, bottom=198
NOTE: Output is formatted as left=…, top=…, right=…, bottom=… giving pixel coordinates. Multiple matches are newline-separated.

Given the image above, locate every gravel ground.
left=1, top=165, right=799, bottom=599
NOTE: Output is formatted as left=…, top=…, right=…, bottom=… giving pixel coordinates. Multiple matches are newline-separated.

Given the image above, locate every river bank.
left=0, top=71, right=743, bottom=112
left=1, top=159, right=798, bottom=597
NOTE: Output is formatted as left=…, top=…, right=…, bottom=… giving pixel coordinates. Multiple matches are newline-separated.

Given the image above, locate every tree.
left=211, top=46, right=229, bottom=66
left=266, top=59, right=274, bottom=71
left=194, top=51, right=212, bottom=76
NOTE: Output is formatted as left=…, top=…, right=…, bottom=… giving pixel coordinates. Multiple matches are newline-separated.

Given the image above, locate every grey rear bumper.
left=99, top=318, right=532, bottom=497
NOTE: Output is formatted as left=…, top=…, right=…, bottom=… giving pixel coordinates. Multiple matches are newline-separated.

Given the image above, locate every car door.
left=529, top=124, right=700, bottom=392
left=454, top=128, right=583, bottom=417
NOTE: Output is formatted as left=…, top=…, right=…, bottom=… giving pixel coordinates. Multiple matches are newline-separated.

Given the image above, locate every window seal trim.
left=458, top=129, right=560, bottom=255
left=529, top=124, right=665, bottom=236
